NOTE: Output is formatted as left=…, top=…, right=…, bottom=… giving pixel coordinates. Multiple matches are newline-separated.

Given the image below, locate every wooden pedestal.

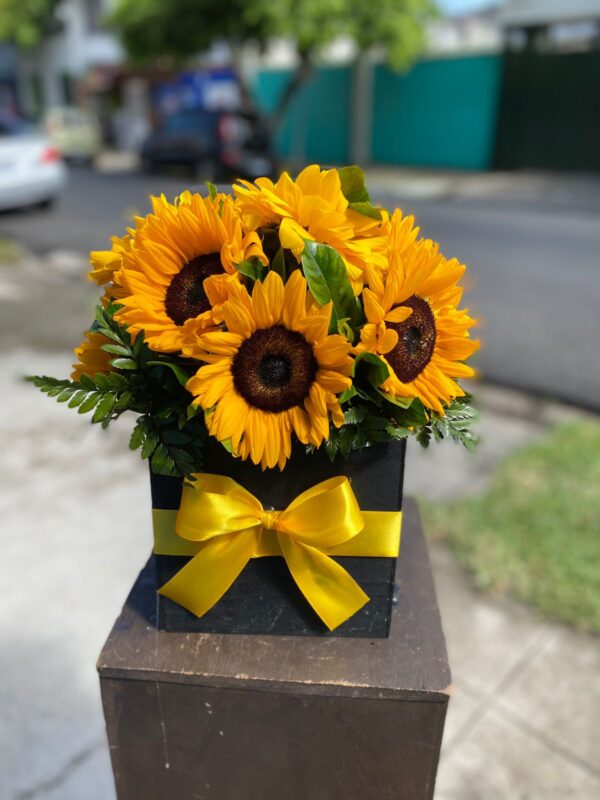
left=98, top=500, right=451, bottom=800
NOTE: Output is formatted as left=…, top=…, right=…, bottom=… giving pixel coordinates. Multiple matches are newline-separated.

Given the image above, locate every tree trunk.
left=269, top=50, right=312, bottom=133
left=350, top=50, right=374, bottom=165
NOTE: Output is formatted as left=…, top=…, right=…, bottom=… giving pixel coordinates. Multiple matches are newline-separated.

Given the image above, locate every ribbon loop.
left=158, top=473, right=401, bottom=631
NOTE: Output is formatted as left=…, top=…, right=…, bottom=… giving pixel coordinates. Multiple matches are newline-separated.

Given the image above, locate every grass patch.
left=0, top=238, right=21, bottom=265
left=422, top=420, right=600, bottom=633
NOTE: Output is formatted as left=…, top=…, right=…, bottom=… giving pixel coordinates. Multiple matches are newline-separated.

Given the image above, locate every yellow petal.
left=378, top=327, right=399, bottom=355
left=362, top=289, right=385, bottom=324
left=384, top=305, right=412, bottom=324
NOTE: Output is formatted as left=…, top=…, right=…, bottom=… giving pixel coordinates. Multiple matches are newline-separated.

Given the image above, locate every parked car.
left=0, top=117, right=67, bottom=211
left=140, top=108, right=276, bottom=180
left=44, top=106, right=101, bottom=164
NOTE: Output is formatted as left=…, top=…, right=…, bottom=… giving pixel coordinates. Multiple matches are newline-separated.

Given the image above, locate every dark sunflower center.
left=386, top=295, right=436, bottom=383
left=257, top=355, right=292, bottom=388
left=164, top=253, right=222, bottom=326
left=232, top=326, right=317, bottom=412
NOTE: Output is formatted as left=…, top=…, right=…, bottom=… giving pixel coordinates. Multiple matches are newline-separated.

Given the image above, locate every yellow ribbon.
left=156, top=473, right=402, bottom=631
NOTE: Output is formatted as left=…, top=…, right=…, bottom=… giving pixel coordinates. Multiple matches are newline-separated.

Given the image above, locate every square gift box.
left=152, top=438, right=406, bottom=637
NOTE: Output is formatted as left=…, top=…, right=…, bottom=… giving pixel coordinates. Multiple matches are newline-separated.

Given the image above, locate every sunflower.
left=88, top=233, right=133, bottom=305
left=365, top=208, right=420, bottom=280
left=71, top=331, right=113, bottom=381
left=234, top=165, right=385, bottom=291
left=185, top=270, right=353, bottom=470
left=114, top=192, right=267, bottom=353
left=356, top=220, right=479, bottom=414
left=87, top=194, right=179, bottom=306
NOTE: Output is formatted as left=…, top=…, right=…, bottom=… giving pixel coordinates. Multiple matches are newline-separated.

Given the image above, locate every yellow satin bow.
left=158, top=473, right=401, bottom=631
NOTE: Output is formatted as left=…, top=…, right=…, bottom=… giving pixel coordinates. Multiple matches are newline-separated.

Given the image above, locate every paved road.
left=1, top=167, right=599, bottom=409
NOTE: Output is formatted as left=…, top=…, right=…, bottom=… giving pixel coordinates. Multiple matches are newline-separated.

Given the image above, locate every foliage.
left=0, top=0, right=61, bottom=48
left=423, top=420, right=600, bottom=633
left=28, top=303, right=206, bottom=478
left=301, top=241, right=358, bottom=333
left=110, top=0, right=436, bottom=121
left=112, top=0, right=435, bottom=63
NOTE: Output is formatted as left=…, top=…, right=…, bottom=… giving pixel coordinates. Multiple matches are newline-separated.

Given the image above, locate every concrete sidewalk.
left=366, top=166, right=600, bottom=214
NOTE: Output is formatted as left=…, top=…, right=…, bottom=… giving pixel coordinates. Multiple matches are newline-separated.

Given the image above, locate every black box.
left=152, top=438, right=406, bottom=637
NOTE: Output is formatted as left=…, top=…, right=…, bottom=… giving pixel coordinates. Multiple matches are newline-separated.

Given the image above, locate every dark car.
left=140, top=108, right=276, bottom=180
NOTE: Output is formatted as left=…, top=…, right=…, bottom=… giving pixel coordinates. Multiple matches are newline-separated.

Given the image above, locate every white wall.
left=499, top=0, right=600, bottom=27
left=18, top=0, right=124, bottom=113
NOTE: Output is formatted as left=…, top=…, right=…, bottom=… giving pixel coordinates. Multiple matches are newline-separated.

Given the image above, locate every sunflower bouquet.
left=30, top=165, right=478, bottom=477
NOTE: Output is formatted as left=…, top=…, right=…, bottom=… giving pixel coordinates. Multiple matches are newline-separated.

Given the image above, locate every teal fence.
left=254, top=66, right=352, bottom=165
left=372, top=55, right=502, bottom=170
left=254, top=54, right=503, bottom=170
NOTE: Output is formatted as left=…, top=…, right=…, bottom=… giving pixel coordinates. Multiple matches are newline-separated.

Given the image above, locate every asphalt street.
left=1, top=166, right=598, bottom=409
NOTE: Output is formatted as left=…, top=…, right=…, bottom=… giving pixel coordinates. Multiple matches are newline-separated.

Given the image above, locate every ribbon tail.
left=278, top=535, right=369, bottom=631
left=159, top=529, right=259, bottom=618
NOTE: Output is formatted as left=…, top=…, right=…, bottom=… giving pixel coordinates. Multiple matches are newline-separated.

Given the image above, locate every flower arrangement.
left=30, top=165, right=479, bottom=476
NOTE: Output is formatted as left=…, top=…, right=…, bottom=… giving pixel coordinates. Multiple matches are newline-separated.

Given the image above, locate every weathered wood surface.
left=99, top=500, right=450, bottom=800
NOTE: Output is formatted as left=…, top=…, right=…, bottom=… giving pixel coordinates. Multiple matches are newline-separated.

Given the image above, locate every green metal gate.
left=494, top=50, right=600, bottom=171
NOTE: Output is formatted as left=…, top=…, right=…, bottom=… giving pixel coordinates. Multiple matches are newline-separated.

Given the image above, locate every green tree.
left=0, top=0, right=61, bottom=48
left=110, top=0, right=436, bottom=127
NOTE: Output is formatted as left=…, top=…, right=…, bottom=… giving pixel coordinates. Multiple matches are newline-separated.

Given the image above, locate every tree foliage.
left=111, top=0, right=435, bottom=64
left=0, top=0, right=61, bottom=48
left=110, top=0, right=436, bottom=119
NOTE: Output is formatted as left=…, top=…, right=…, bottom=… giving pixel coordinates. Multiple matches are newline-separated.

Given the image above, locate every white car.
left=0, top=118, right=67, bottom=211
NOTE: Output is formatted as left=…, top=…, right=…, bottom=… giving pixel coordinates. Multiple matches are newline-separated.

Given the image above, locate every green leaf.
left=348, top=201, right=382, bottom=220
left=161, top=429, right=193, bottom=446
left=107, top=372, right=128, bottom=391
left=132, top=331, right=146, bottom=358
left=141, top=431, right=158, bottom=459
left=129, top=423, right=145, bottom=451
left=94, top=304, right=110, bottom=329
left=56, top=387, right=75, bottom=403
left=114, top=391, right=133, bottom=411
left=352, top=351, right=390, bottom=388
left=78, top=392, right=101, bottom=414
left=109, top=357, right=138, bottom=370
left=301, top=240, right=357, bottom=333
left=100, top=343, right=132, bottom=357
left=147, top=360, right=190, bottom=387
left=187, top=403, right=202, bottom=420
left=206, top=181, right=218, bottom=201
left=93, top=373, right=110, bottom=390
left=270, top=247, right=287, bottom=281
left=67, top=389, right=88, bottom=408
left=336, top=318, right=355, bottom=343
left=235, top=256, right=266, bottom=282
left=338, top=165, right=370, bottom=204
left=92, top=392, right=117, bottom=423
left=219, top=437, right=234, bottom=454
left=344, top=407, right=367, bottom=425
left=377, top=389, right=414, bottom=409
left=338, top=385, right=357, bottom=404
left=79, top=373, right=95, bottom=390
left=151, top=443, right=170, bottom=473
